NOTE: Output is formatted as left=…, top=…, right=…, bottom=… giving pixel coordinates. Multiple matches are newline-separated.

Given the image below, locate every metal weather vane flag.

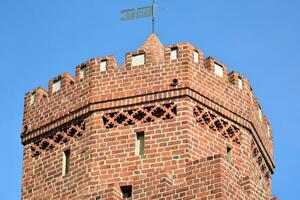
left=121, top=0, right=157, bottom=34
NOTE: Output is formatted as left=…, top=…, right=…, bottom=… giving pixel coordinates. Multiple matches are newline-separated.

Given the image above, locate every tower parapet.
left=21, top=34, right=275, bottom=200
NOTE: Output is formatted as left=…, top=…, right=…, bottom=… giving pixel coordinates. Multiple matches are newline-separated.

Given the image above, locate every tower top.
left=139, top=34, right=162, bottom=50
left=139, top=34, right=164, bottom=63
left=21, top=34, right=276, bottom=200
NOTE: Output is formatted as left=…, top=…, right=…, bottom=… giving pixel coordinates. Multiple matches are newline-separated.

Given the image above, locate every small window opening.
left=238, top=77, right=243, bottom=89
left=170, top=47, right=178, bottom=60
left=95, top=197, right=101, bottom=200
left=193, top=50, right=199, bottom=63
left=52, top=78, right=62, bottom=93
left=135, top=132, right=144, bottom=156
left=100, top=60, right=107, bottom=72
left=30, top=92, right=36, bottom=105
left=132, top=53, right=145, bottom=66
left=258, top=108, right=263, bottom=121
left=226, top=147, right=233, bottom=160
left=79, top=65, right=87, bottom=79
left=121, top=185, right=132, bottom=198
left=63, top=149, right=70, bottom=175
left=214, top=63, right=223, bottom=77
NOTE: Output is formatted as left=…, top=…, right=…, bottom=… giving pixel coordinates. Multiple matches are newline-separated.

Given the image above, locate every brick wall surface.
left=21, top=34, right=276, bottom=199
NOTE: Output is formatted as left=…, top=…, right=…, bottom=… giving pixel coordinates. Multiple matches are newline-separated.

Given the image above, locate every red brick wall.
left=21, top=34, right=275, bottom=199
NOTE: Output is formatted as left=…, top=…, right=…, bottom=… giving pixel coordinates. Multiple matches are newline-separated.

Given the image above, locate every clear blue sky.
left=0, top=0, right=299, bottom=199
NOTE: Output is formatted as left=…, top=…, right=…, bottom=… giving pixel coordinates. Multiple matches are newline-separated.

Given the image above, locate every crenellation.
left=48, top=73, right=75, bottom=96
left=125, top=50, right=146, bottom=68
left=24, top=87, right=48, bottom=109
left=228, top=71, right=244, bottom=90
left=204, top=56, right=216, bottom=71
left=178, top=42, right=204, bottom=62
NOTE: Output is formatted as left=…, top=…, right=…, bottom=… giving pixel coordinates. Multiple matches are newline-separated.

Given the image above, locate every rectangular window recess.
left=238, top=77, right=243, bottom=89
left=79, top=65, right=87, bottom=79
left=135, top=132, right=145, bottom=156
left=226, top=147, right=233, bottom=160
left=63, top=149, right=70, bottom=175
left=170, top=47, right=178, bottom=60
left=214, top=63, right=224, bottom=77
left=194, top=50, right=199, bottom=63
left=52, top=78, right=62, bottom=93
left=100, top=60, right=107, bottom=72
left=121, top=185, right=132, bottom=198
left=30, top=92, right=36, bottom=105
left=132, top=53, right=145, bottom=66
left=258, top=108, right=263, bottom=121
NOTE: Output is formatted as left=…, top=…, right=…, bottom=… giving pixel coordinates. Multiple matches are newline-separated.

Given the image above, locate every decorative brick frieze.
left=251, top=139, right=271, bottom=180
left=30, top=119, right=86, bottom=157
left=193, top=105, right=241, bottom=144
left=102, top=102, right=177, bottom=129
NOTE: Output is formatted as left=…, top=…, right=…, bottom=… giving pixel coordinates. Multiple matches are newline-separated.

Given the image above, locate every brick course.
left=21, top=34, right=276, bottom=199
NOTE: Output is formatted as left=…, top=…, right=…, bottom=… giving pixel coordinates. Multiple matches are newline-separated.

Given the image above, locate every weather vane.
left=121, top=0, right=158, bottom=34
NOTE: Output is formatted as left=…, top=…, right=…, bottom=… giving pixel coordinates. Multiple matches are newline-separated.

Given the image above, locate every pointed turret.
left=140, top=34, right=162, bottom=49
left=139, top=34, right=164, bottom=63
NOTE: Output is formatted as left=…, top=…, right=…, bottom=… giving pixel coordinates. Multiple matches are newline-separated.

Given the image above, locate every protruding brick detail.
left=102, top=102, right=177, bottom=129
left=30, top=119, right=85, bottom=157
left=20, top=34, right=276, bottom=200
left=193, top=105, right=241, bottom=144
left=251, top=139, right=272, bottom=180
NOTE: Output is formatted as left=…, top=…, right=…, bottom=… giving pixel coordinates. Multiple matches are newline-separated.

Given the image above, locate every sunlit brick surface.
left=21, top=34, right=276, bottom=199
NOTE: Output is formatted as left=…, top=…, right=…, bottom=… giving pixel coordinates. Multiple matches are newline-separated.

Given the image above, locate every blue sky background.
left=0, top=0, right=299, bottom=199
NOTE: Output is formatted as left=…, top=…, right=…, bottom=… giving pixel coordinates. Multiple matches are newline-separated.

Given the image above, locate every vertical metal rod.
left=152, top=0, right=155, bottom=34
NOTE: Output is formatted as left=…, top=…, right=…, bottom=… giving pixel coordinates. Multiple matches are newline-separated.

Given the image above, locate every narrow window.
left=214, top=63, right=223, bottom=77
left=52, top=78, right=62, bottom=93
left=226, top=147, right=233, bottom=160
left=120, top=185, right=132, bottom=198
left=258, top=108, right=263, bottom=121
left=170, top=47, right=178, bottom=60
left=95, top=197, right=100, bottom=200
left=135, top=132, right=144, bottom=156
left=30, top=92, right=36, bottom=105
left=132, top=53, right=145, bottom=66
left=100, top=60, right=107, bottom=72
left=238, top=77, right=243, bottom=89
left=249, top=87, right=253, bottom=102
left=63, top=149, right=70, bottom=175
left=79, top=65, right=87, bottom=79
left=193, top=50, right=199, bottom=63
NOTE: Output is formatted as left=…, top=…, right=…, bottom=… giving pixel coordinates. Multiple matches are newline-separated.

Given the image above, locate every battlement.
left=21, top=34, right=274, bottom=171
left=23, top=37, right=257, bottom=105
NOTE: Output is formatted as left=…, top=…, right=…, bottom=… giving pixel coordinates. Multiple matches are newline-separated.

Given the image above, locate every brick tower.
left=21, top=34, right=275, bottom=199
